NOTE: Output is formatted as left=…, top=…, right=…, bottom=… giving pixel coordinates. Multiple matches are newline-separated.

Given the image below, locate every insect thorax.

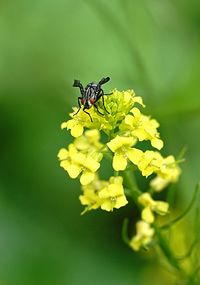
left=85, top=84, right=99, bottom=100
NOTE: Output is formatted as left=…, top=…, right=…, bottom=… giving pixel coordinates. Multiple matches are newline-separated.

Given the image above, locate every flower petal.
left=154, top=201, right=169, bottom=215
left=100, top=200, right=113, bottom=212
left=85, top=129, right=100, bottom=142
left=60, top=160, right=70, bottom=171
left=109, top=176, right=123, bottom=185
left=133, top=96, right=146, bottom=107
left=130, top=107, right=141, bottom=119
left=98, top=188, right=110, bottom=199
left=57, top=148, right=68, bottom=160
left=113, top=153, right=127, bottom=171
left=63, top=119, right=76, bottom=129
left=80, top=171, right=95, bottom=185
left=142, top=207, right=155, bottom=223
left=130, top=236, right=141, bottom=251
left=124, top=115, right=134, bottom=126
left=108, top=183, right=124, bottom=196
left=107, top=136, right=134, bottom=152
left=114, top=195, right=128, bottom=209
left=150, top=176, right=169, bottom=192
left=138, top=192, right=155, bottom=206
left=151, top=138, right=164, bottom=150
left=133, top=129, right=147, bottom=141
left=61, top=121, right=70, bottom=129
left=84, top=157, right=100, bottom=172
left=71, top=124, right=84, bottom=137
left=127, top=148, right=143, bottom=165
left=67, top=164, right=82, bottom=178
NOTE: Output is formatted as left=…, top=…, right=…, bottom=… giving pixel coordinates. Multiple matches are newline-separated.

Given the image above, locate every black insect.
left=73, top=77, right=111, bottom=122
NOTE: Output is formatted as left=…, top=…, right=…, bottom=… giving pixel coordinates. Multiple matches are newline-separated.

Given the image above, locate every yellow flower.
left=120, top=107, right=163, bottom=150
left=150, top=155, right=181, bottom=191
left=98, top=176, right=128, bottom=211
left=74, top=129, right=103, bottom=154
left=79, top=176, right=108, bottom=212
left=61, top=107, right=96, bottom=138
left=96, top=89, right=145, bottom=133
left=129, top=221, right=154, bottom=251
left=150, top=176, right=171, bottom=192
left=99, top=89, right=145, bottom=117
left=157, top=155, right=181, bottom=180
left=107, top=136, right=143, bottom=171
left=57, top=144, right=101, bottom=185
left=138, top=192, right=169, bottom=223
left=79, top=176, right=127, bottom=212
left=137, top=150, right=163, bottom=177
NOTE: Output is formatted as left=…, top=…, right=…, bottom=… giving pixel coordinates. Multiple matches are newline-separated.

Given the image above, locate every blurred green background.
left=0, top=0, right=200, bottom=284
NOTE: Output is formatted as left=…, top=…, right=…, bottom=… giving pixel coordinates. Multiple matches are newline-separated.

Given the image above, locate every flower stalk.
left=122, top=170, right=141, bottom=204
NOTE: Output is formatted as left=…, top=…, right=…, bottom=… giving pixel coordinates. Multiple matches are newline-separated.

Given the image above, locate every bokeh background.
left=0, top=0, right=200, bottom=284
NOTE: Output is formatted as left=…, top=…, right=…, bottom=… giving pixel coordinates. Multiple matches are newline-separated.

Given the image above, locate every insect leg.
left=83, top=108, right=93, bottom=122
left=94, top=104, right=104, bottom=115
left=73, top=80, right=84, bottom=96
left=103, top=92, right=113, bottom=96
left=100, top=90, right=110, bottom=114
left=73, top=97, right=82, bottom=116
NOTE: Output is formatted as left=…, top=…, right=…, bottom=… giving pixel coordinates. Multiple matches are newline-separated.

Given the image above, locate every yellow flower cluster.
left=61, top=107, right=97, bottom=138
left=129, top=192, right=169, bottom=251
left=61, top=89, right=145, bottom=137
left=58, top=88, right=180, bottom=221
left=107, top=136, right=142, bottom=171
left=129, top=221, right=155, bottom=251
left=58, top=130, right=103, bottom=185
left=150, top=155, right=181, bottom=192
left=79, top=176, right=128, bottom=212
left=120, top=107, right=163, bottom=150
left=107, top=136, right=180, bottom=186
left=138, top=192, right=169, bottom=223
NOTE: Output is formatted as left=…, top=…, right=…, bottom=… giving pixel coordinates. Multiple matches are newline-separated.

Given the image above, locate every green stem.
left=122, top=218, right=130, bottom=246
left=177, top=145, right=188, bottom=160
left=122, top=170, right=142, bottom=204
left=114, top=170, right=119, bottom=177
